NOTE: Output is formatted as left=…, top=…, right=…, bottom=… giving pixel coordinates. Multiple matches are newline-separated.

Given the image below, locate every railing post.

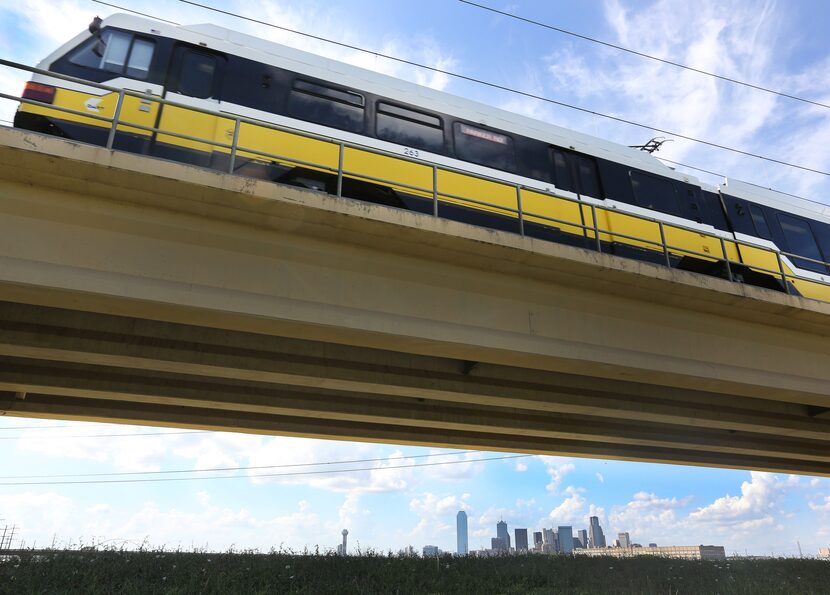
left=590, top=204, right=601, bottom=253
left=776, top=252, right=791, bottom=294
left=658, top=222, right=671, bottom=267
left=516, top=185, right=524, bottom=236
left=336, top=143, right=345, bottom=197
left=106, top=89, right=125, bottom=150
left=719, top=238, right=733, bottom=282
left=228, top=118, right=241, bottom=174
left=432, top=166, right=439, bottom=217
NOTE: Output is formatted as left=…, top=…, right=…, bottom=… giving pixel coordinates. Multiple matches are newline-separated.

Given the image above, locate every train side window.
left=177, top=51, right=218, bottom=99
left=288, top=79, right=365, bottom=133
left=552, top=149, right=574, bottom=193
left=778, top=214, right=825, bottom=272
left=376, top=102, right=443, bottom=152
left=577, top=155, right=601, bottom=199
left=748, top=204, right=772, bottom=239
left=630, top=171, right=679, bottom=214
left=453, top=122, right=514, bottom=170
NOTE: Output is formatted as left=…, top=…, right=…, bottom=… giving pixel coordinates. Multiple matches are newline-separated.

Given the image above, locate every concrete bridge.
left=1, top=127, right=829, bottom=475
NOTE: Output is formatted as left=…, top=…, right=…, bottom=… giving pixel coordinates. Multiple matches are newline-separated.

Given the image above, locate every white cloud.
left=548, top=486, right=587, bottom=525
left=515, top=461, right=528, bottom=472
left=596, top=472, right=604, bottom=483
left=536, top=457, right=575, bottom=494
left=686, top=472, right=799, bottom=532
left=809, top=495, right=830, bottom=513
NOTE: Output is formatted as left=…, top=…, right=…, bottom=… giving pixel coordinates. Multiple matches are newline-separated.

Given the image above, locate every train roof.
left=87, top=13, right=699, bottom=185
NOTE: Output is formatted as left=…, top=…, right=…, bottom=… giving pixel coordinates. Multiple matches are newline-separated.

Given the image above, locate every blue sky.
left=1, top=0, right=830, bottom=557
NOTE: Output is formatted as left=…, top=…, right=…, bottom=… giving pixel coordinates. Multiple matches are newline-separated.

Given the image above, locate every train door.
left=154, top=44, right=227, bottom=167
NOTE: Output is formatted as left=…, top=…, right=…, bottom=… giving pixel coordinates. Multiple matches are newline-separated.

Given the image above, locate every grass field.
left=2, top=549, right=829, bottom=594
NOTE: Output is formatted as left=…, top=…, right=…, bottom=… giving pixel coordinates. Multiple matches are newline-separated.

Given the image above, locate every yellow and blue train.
left=14, top=14, right=830, bottom=301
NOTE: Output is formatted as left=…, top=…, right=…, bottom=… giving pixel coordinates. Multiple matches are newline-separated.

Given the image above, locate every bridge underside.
left=2, top=301, right=829, bottom=476
left=1, top=128, right=830, bottom=475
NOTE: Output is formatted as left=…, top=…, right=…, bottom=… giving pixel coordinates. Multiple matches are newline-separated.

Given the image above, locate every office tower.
left=456, top=511, right=468, bottom=555
left=542, top=528, right=555, bottom=546
left=533, top=531, right=543, bottom=549
left=514, top=528, right=528, bottom=552
left=491, top=537, right=507, bottom=552
left=618, top=532, right=631, bottom=548
left=496, top=520, right=511, bottom=550
left=558, top=526, right=574, bottom=554
left=588, top=516, right=606, bottom=548
left=577, top=529, right=588, bottom=549
left=423, top=545, right=440, bottom=557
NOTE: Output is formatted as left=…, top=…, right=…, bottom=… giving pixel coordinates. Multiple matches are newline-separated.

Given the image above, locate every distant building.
left=542, top=528, right=555, bottom=546
left=496, top=520, right=511, bottom=550
left=491, top=537, right=507, bottom=552
left=819, top=547, right=830, bottom=559
left=588, top=516, right=606, bottom=549
left=336, top=529, right=348, bottom=556
left=575, top=545, right=725, bottom=560
left=533, top=531, right=543, bottom=549
left=456, top=511, right=468, bottom=555
left=515, top=528, right=529, bottom=552
left=618, top=532, right=631, bottom=548
left=649, top=543, right=658, bottom=548
left=558, top=526, right=574, bottom=555
left=423, top=545, right=440, bottom=557
left=576, top=530, right=588, bottom=549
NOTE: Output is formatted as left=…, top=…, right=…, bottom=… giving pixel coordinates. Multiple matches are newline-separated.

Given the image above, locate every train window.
left=68, top=30, right=155, bottom=80
left=748, top=204, right=772, bottom=239
left=630, top=171, right=679, bottom=214
left=577, top=156, right=601, bottom=199
left=376, top=102, right=443, bottom=152
left=453, top=122, right=514, bottom=170
left=288, top=80, right=364, bottom=133
left=550, top=148, right=601, bottom=198
left=126, top=38, right=154, bottom=79
left=177, top=51, right=218, bottom=99
left=552, top=149, right=574, bottom=193
left=778, top=214, right=825, bottom=272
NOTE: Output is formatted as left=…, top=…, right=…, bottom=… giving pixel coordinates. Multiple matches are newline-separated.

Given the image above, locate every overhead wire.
left=157, top=0, right=830, bottom=179
left=0, top=453, right=530, bottom=486
left=457, top=0, right=830, bottom=111
left=0, top=449, right=482, bottom=479
left=0, top=429, right=211, bottom=440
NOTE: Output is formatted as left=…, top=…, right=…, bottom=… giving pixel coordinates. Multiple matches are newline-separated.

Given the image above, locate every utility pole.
left=797, top=541, right=803, bottom=558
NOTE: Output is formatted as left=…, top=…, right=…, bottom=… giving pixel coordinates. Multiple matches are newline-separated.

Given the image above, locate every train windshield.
left=68, top=29, right=155, bottom=79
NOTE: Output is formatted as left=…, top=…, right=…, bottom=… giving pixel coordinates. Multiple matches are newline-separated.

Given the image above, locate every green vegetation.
left=2, top=549, right=828, bottom=594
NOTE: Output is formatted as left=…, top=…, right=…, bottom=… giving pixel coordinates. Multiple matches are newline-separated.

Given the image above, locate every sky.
left=1, top=0, right=830, bottom=557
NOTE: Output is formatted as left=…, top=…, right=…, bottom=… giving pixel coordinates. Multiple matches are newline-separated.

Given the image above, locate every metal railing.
left=2, top=57, right=829, bottom=299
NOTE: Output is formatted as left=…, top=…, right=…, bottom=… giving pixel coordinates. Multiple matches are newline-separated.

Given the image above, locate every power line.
left=0, top=449, right=482, bottom=479
left=0, top=430, right=211, bottom=440
left=0, top=453, right=529, bottom=486
left=94, top=0, right=830, bottom=179
left=176, top=0, right=830, bottom=179
left=458, top=0, right=830, bottom=111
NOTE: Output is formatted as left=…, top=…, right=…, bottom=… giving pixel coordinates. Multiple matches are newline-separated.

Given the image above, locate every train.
left=13, top=13, right=830, bottom=301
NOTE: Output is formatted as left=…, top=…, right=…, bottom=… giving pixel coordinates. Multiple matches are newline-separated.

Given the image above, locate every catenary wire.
left=0, top=430, right=211, bottom=439
left=175, top=0, right=830, bottom=178
left=457, top=0, right=830, bottom=111
left=0, top=453, right=530, bottom=486
left=0, top=450, right=482, bottom=479
left=88, top=0, right=830, bottom=180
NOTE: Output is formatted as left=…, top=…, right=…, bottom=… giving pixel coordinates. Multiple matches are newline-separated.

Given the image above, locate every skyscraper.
left=456, top=511, right=468, bottom=555
left=496, top=520, right=511, bottom=550
left=588, top=516, right=606, bottom=548
left=514, top=528, right=529, bottom=552
left=558, top=526, right=574, bottom=554
left=533, top=531, right=543, bottom=549
left=618, top=532, right=631, bottom=548
left=577, top=529, right=588, bottom=549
